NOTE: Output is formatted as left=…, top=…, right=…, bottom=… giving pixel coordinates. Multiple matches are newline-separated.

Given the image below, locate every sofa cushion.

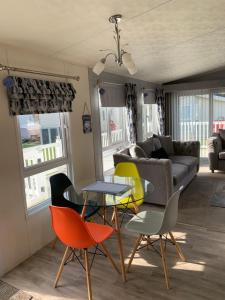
left=154, top=135, right=174, bottom=155
left=130, top=145, right=147, bottom=158
left=137, top=137, right=154, bottom=157
left=172, top=163, right=189, bottom=186
left=119, top=148, right=131, bottom=156
left=153, top=137, right=161, bottom=150
left=170, top=155, right=198, bottom=171
left=219, top=151, right=225, bottom=160
left=151, top=147, right=169, bottom=159
left=219, top=129, right=225, bottom=149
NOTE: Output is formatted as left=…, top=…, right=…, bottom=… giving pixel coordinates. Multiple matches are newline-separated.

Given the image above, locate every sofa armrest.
left=114, top=156, right=173, bottom=205
left=207, top=137, right=221, bottom=171
left=173, top=141, right=200, bottom=158
left=208, top=136, right=221, bottom=154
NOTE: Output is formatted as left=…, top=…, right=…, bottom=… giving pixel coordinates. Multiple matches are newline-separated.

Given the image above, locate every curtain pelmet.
left=3, top=76, right=76, bottom=115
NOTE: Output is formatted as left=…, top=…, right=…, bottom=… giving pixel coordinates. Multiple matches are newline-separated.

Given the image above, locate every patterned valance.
left=3, top=76, right=76, bottom=115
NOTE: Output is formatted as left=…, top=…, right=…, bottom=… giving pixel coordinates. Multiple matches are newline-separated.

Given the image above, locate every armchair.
left=208, top=133, right=225, bottom=173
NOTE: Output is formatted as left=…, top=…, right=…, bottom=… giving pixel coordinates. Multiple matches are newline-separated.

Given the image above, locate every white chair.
left=125, top=187, right=185, bottom=289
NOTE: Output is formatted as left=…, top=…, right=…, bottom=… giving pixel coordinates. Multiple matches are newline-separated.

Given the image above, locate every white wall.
left=0, top=44, right=95, bottom=276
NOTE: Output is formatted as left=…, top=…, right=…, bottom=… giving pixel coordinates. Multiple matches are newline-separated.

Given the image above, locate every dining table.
left=64, top=175, right=154, bottom=282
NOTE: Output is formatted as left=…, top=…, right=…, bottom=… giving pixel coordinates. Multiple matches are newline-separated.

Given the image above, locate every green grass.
left=22, top=141, right=40, bottom=148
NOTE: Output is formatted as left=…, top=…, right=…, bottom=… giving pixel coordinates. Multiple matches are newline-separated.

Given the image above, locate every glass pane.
left=25, top=164, right=68, bottom=208
left=18, top=113, right=65, bottom=167
left=213, top=91, right=225, bottom=133
left=100, top=107, right=127, bottom=149
left=142, top=104, right=159, bottom=139
left=178, top=93, right=209, bottom=157
left=100, top=107, right=128, bottom=173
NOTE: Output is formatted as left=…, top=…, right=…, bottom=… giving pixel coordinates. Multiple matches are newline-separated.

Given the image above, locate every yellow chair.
left=114, top=162, right=144, bottom=213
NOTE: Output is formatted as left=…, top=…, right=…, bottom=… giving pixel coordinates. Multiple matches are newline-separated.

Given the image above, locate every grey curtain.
left=165, top=92, right=172, bottom=135
left=3, top=76, right=76, bottom=115
left=125, top=83, right=137, bottom=143
left=155, top=88, right=165, bottom=135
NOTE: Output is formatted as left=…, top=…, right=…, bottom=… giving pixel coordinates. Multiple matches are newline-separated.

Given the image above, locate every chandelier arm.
left=104, top=52, right=117, bottom=62
left=114, top=20, right=122, bottom=65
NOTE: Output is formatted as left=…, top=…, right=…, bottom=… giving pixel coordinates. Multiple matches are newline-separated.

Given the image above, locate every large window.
left=18, top=113, right=70, bottom=209
left=100, top=107, right=128, bottom=173
left=172, top=91, right=210, bottom=157
left=212, top=90, right=225, bottom=133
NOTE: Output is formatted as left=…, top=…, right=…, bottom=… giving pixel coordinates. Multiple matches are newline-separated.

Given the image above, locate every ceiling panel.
left=0, top=0, right=225, bottom=82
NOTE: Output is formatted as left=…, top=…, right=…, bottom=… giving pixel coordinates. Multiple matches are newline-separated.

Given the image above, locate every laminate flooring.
left=3, top=165, right=225, bottom=300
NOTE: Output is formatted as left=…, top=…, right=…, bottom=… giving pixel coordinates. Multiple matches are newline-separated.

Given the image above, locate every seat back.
left=50, top=173, right=72, bottom=202
left=49, top=206, right=95, bottom=249
left=159, top=186, right=183, bottom=234
left=50, top=173, right=81, bottom=212
left=114, top=162, right=144, bottom=201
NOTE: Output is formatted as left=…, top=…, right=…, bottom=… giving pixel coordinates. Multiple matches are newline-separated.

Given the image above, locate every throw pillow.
left=219, top=129, right=225, bottom=149
left=153, top=137, right=161, bottom=150
left=134, top=145, right=147, bottom=158
left=137, top=137, right=154, bottom=157
left=151, top=147, right=169, bottom=159
left=154, top=135, right=174, bottom=155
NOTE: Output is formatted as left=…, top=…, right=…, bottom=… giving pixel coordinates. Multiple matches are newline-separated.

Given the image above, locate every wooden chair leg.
left=84, top=249, right=93, bottom=300
left=169, top=232, right=186, bottom=262
left=100, top=242, right=120, bottom=274
left=54, top=246, right=70, bottom=288
left=130, top=194, right=139, bottom=214
left=51, top=237, right=58, bottom=249
left=159, top=235, right=170, bottom=289
left=126, top=234, right=143, bottom=272
left=111, top=210, right=115, bottom=224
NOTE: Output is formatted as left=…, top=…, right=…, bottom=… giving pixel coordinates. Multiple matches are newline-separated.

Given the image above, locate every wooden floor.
left=3, top=165, right=225, bottom=300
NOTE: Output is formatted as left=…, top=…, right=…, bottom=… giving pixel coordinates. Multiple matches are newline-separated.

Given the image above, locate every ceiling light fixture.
left=92, top=14, right=137, bottom=76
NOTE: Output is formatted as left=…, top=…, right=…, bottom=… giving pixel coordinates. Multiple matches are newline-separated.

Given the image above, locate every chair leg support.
left=169, top=232, right=186, bottom=262
left=54, top=246, right=70, bottom=288
left=126, top=234, right=143, bottom=273
left=84, top=249, right=93, bottom=300
left=100, top=242, right=120, bottom=274
left=159, top=235, right=170, bottom=289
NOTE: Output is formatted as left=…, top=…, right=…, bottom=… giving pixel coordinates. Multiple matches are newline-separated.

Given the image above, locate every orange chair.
left=49, top=206, right=119, bottom=300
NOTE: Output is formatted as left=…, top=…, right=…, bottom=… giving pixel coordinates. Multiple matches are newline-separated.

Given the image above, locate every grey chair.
left=125, top=186, right=185, bottom=289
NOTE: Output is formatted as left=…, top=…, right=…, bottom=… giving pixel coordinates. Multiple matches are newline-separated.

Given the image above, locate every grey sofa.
left=113, top=136, right=200, bottom=206
left=208, top=129, right=225, bottom=172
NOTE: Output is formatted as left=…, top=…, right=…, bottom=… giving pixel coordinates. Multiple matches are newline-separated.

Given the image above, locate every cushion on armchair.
left=219, top=129, right=225, bottom=149
left=219, top=152, right=225, bottom=160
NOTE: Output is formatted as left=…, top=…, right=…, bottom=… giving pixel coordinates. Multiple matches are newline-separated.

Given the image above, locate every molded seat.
left=50, top=173, right=99, bottom=219
left=114, top=162, right=144, bottom=210
left=125, top=187, right=185, bottom=289
left=50, top=206, right=119, bottom=300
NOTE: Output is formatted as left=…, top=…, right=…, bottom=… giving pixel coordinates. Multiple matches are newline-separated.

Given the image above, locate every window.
left=172, top=91, right=210, bottom=157
left=100, top=107, right=129, bottom=173
left=212, top=91, right=225, bottom=133
left=142, top=104, right=159, bottom=140
left=18, top=113, right=70, bottom=209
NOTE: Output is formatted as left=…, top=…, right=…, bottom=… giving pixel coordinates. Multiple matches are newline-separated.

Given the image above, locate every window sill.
left=27, top=198, right=51, bottom=216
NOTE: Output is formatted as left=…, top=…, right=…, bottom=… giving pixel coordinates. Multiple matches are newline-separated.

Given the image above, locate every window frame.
left=16, top=112, right=72, bottom=214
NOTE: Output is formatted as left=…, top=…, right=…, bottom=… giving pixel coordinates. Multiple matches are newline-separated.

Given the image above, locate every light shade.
left=93, top=59, right=105, bottom=75
left=122, top=52, right=137, bottom=75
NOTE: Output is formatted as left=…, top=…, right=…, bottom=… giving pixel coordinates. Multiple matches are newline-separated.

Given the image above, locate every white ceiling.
left=1, top=0, right=225, bottom=83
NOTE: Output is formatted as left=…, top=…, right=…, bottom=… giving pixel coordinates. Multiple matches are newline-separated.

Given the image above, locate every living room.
left=0, top=1, right=225, bottom=300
